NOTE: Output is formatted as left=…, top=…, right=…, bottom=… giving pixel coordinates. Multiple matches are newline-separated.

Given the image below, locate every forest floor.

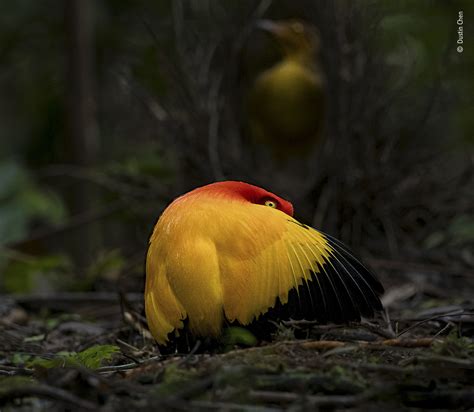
left=1, top=263, right=473, bottom=411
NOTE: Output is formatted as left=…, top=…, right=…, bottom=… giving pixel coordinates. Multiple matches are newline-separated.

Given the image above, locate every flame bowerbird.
left=247, top=19, right=326, bottom=158
left=145, top=181, right=384, bottom=346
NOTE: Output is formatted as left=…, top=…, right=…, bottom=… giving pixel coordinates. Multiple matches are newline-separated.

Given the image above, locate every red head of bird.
left=145, top=181, right=384, bottom=346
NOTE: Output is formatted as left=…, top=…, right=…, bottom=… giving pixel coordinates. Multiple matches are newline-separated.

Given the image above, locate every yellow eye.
left=265, top=200, right=277, bottom=208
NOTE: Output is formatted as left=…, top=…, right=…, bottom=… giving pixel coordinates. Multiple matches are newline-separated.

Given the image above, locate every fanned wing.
left=219, top=205, right=384, bottom=326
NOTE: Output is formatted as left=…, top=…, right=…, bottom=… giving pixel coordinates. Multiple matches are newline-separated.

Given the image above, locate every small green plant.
left=432, top=330, right=474, bottom=359
left=27, top=344, right=120, bottom=369
left=222, top=327, right=258, bottom=349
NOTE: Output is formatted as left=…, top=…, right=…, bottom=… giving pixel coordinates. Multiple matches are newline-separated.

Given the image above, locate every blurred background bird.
left=145, top=181, right=384, bottom=347
left=243, top=19, right=326, bottom=160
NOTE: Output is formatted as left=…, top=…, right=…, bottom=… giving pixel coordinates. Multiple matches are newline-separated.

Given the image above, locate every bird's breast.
left=250, top=59, right=325, bottom=143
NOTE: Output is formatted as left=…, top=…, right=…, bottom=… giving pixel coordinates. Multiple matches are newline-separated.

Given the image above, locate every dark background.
left=0, top=2, right=473, bottom=410
left=0, top=0, right=472, bottom=298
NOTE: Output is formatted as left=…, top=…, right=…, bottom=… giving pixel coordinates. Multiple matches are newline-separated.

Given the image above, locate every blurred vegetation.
left=0, top=0, right=472, bottom=296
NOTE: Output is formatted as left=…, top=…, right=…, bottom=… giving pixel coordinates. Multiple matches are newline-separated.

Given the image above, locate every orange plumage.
left=145, top=181, right=384, bottom=345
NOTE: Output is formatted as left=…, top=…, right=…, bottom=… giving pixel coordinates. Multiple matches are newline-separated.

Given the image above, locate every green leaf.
left=27, top=345, right=120, bottom=370
left=222, top=327, right=258, bottom=348
left=75, top=344, right=120, bottom=369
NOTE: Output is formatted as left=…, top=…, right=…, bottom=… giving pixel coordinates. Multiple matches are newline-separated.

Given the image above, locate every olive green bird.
left=247, top=19, right=326, bottom=158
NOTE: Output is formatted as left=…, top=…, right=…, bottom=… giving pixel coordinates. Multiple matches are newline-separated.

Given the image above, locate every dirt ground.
left=1, top=262, right=473, bottom=411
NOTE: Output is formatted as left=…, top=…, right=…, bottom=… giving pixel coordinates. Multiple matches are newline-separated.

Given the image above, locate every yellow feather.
left=145, top=192, right=335, bottom=343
